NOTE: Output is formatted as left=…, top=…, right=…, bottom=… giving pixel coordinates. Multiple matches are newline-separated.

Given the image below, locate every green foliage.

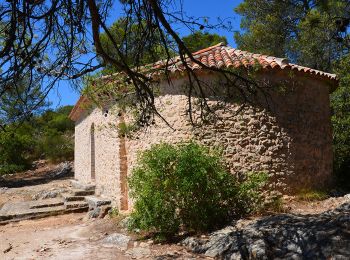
left=265, top=196, right=285, bottom=213
left=234, top=0, right=346, bottom=70
left=296, top=189, right=329, bottom=201
left=0, top=129, right=32, bottom=175
left=182, top=31, right=228, bottom=52
left=34, top=106, right=74, bottom=163
left=99, top=18, right=174, bottom=74
left=234, top=0, right=301, bottom=58
left=108, top=207, right=120, bottom=218
left=118, top=122, right=138, bottom=137
left=38, top=129, right=74, bottom=163
left=0, top=74, right=48, bottom=125
left=332, top=55, right=350, bottom=189
left=128, top=142, right=268, bottom=238
left=0, top=105, right=74, bottom=175
left=235, top=0, right=350, bottom=189
left=293, top=8, right=341, bottom=71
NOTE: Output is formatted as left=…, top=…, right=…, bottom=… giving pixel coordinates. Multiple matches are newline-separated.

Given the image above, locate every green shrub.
left=118, top=122, right=138, bottom=137
left=128, top=141, right=268, bottom=238
left=37, top=129, right=74, bottom=163
left=332, top=55, right=350, bottom=190
left=108, top=207, right=119, bottom=218
left=0, top=164, right=26, bottom=175
left=0, top=105, right=74, bottom=173
left=0, top=130, right=33, bottom=175
left=297, top=189, right=329, bottom=201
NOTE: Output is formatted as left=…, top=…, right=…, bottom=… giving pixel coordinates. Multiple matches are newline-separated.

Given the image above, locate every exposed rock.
left=32, top=189, right=66, bottom=200
left=0, top=161, right=73, bottom=189
left=87, top=207, right=101, bottom=219
left=49, top=162, right=73, bottom=178
left=70, top=179, right=95, bottom=191
left=126, top=247, right=151, bottom=259
left=85, top=196, right=111, bottom=208
left=139, top=242, right=150, bottom=248
left=85, top=205, right=111, bottom=219
left=182, top=202, right=350, bottom=259
left=118, top=216, right=132, bottom=229
left=102, top=233, right=131, bottom=250
left=98, top=205, right=111, bottom=218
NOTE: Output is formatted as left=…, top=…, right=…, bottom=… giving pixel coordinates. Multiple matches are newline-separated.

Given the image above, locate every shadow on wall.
left=158, top=71, right=333, bottom=193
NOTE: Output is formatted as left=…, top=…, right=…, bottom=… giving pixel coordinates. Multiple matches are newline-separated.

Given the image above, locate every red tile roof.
left=69, top=42, right=338, bottom=121
left=152, top=42, right=337, bottom=81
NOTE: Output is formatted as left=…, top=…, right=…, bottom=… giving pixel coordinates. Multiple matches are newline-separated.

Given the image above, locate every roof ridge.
left=191, top=42, right=227, bottom=56
left=226, top=47, right=290, bottom=67
left=69, top=43, right=338, bottom=121
left=94, top=43, right=338, bottom=84
left=289, top=63, right=337, bottom=77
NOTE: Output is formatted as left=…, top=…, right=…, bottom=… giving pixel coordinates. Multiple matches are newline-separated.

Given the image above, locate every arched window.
left=90, top=123, right=96, bottom=181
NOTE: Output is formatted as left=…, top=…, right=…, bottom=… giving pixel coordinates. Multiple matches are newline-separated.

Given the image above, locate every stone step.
left=70, top=189, right=95, bottom=196
left=70, top=180, right=95, bottom=191
left=0, top=199, right=90, bottom=225
left=61, top=193, right=85, bottom=202
left=0, top=206, right=66, bottom=223
left=65, top=201, right=89, bottom=210
left=0, top=204, right=89, bottom=225
left=85, top=196, right=111, bottom=209
left=29, top=199, right=64, bottom=209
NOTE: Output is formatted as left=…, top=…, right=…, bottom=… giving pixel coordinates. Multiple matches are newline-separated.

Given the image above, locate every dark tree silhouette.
left=0, top=0, right=261, bottom=129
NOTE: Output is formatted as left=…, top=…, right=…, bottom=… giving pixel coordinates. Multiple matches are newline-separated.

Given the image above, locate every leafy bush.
left=128, top=141, right=268, bottom=238
left=332, top=55, right=350, bottom=190
left=297, top=189, right=329, bottom=202
left=37, top=106, right=74, bottom=162
left=0, top=130, right=33, bottom=175
left=0, top=164, right=27, bottom=175
left=108, top=207, right=120, bottom=218
left=37, top=129, right=74, bottom=163
left=0, top=105, right=74, bottom=174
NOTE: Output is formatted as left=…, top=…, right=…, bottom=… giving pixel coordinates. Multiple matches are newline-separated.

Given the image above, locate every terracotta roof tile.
left=69, top=42, right=338, bottom=121
left=151, top=42, right=337, bottom=81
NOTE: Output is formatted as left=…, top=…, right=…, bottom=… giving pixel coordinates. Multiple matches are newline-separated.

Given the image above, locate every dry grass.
left=296, top=189, right=329, bottom=202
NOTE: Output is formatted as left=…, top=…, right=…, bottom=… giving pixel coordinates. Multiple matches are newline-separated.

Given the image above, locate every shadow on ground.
left=183, top=201, right=350, bottom=259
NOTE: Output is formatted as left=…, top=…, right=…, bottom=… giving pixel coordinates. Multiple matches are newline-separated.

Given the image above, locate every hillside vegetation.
left=0, top=106, right=74, bottom=175
left=235, top=0, right=350, bottom=190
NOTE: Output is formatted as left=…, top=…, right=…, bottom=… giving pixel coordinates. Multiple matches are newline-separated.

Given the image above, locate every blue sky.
left=47, top=0, right=243, bottom=109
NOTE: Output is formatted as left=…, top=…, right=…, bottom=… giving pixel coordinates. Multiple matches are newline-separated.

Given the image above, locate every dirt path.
left=0, top=213, right=206, bottom=260
left=1, top=162, right=348, bottom=259
left=0, top=213, right=132, bottom=260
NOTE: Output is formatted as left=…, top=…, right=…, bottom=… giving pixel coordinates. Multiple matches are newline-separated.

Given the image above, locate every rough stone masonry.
left=69, top=43, right=338, bottom=210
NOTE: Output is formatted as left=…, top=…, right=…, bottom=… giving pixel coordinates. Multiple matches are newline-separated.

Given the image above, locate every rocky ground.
left=0, top=213, right=206, bottom=260
left=1, top=194, right=349, bottom=260
left=182, top=196, right=350, bottom=259
left=0, top=160, right=73, bottom=189
left=0, top=161, right=73, bottom=209
left=0, top=163, right=349, bottom=259
left=0, top=162, right=206, bottom=259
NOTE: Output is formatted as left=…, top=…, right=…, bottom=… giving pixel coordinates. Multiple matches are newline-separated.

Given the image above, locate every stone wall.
left=74, top=70, right=333, bottom=209
left=74, top=107, right=122, bottom=206
left=125, top=72, right=333, bottom=197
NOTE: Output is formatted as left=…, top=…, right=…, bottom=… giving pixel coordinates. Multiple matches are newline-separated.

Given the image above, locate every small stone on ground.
left=102, top=233, right=131, bottom=250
